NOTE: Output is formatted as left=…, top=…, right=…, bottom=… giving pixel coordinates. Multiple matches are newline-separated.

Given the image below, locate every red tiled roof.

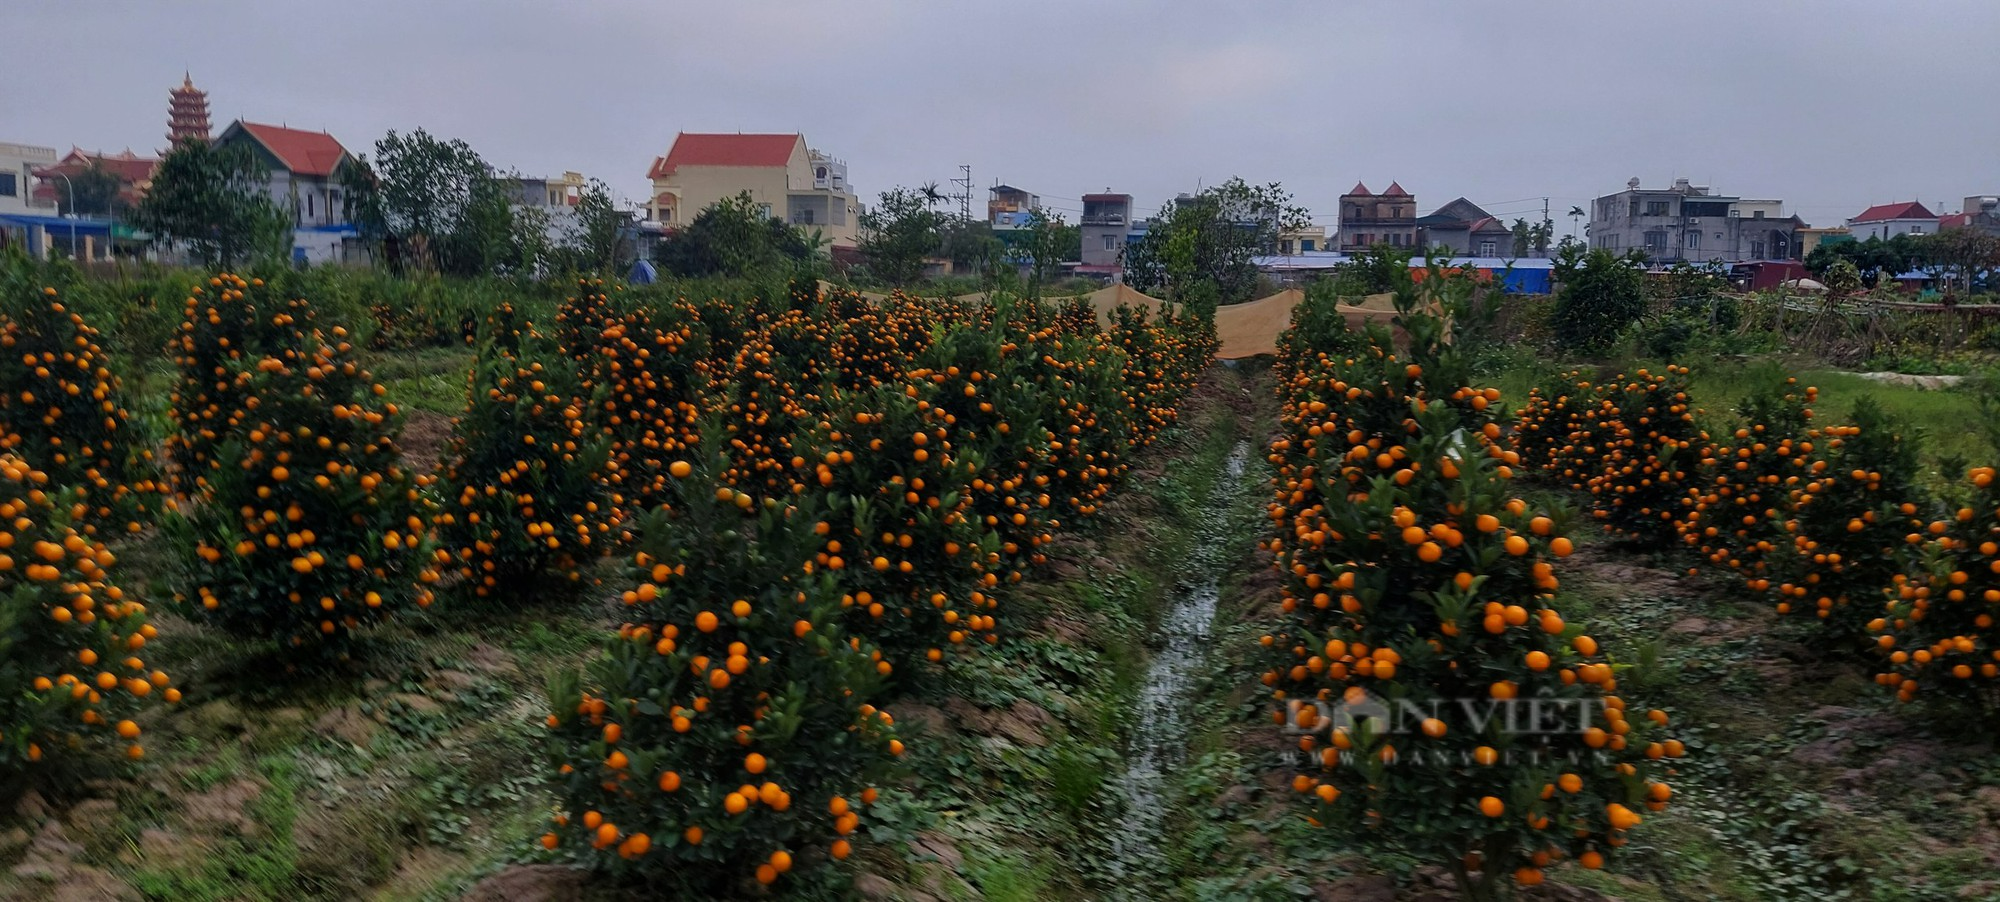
left=36, top=148, right=158, bottom=183
left=648, top=133, right=800, bottom=179
left=1346, top=181, right=1371, bottom=196
left=1850, top=201, right=1935, bottom=223
left=1382, top=181, right=1410, bottom=197
left=1938, top=212, right=1972, bottom=229
left=233, top=122, right=349, bottom=177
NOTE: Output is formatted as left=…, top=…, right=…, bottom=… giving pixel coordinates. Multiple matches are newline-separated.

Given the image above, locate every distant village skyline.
left=6, top=2, right=1997, bottom=237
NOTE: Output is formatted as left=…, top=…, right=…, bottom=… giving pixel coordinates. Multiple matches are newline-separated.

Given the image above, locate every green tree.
left=1121, top=177, right=1309, bottom=304
left=939, top=218, right=1004, bottom=283
left=132, top=138, right=292, bottom=267
left=1805, top=234, right=1923, bottom=287
left=52, top=160, right=127, bottom=217
left=1550, top=243, right=1648, bottom=351
left=858, top=187, right=946, bottom=286
left=1017, top=210, right=1080, bottom=295
left=655, top=192, right=818, bottom=279
left=1324, top=243, right=1413, bottom=295
left=1916, top=227, right=2000, bottom=295
left=569, top=179, right=629, bottom=275
left=1510, top=217, right=1555, bottom=257
left=343, top=128, right=516, bottom=276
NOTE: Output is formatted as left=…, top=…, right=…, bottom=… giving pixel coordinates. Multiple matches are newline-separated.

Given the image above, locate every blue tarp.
left=627, top=259, right=658, bottom=285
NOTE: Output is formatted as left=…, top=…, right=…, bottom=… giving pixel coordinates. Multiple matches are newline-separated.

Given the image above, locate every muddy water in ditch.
left=1110, top=440, right=1251, bottom=890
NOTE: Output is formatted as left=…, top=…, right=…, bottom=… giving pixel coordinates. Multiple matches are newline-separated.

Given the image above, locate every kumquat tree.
left=1871, top=465, right=2000, bottom=715
left=0, top=457, right=176, bottom=770
left=0, top=283, right=161, bottom=537
left=436, top=303, right=618, bottom=597
left=161, top=274, right=440, bottom=653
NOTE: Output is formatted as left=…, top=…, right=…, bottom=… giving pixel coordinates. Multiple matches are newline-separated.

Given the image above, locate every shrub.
left=1766, top=396, right=1926, bottom=638
left=436, top=305, right=617, bottom=598
left=0, top=457, right=177, bottom=768
left=164, top=274, right=317, bottom=493
left=1516, top=367, right=1704, bottom=545
left=163, top=273, right=439, bottom=653
left=1672, top=375, right=1818, bottom=592
left=0, top=285, right=162, bottom=536
left=581, top=304, right=712, bottom=516
left=544, top=471, right=900, bottom=894
left=1871, top=466, right=2000, bottom=712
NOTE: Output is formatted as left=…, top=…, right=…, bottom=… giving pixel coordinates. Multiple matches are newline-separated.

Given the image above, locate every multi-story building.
left=1939, top=195, right=2000, bottom=237
left=988, top=184, right=1039, bottom=231
left=214, top=120, right=356, bottom=264
left=1588, top=178, right=1802, bottom=263
left=1277, top=225, right=1326, bottom=255
left=1079, top=192, right=1133, bottom=274
left=1336, top=182, right=1418, bottom=252
left=0, top=142, right=57, bottom=216
left=644, top=133, right=859, bottom=247
left=517, top=171, right=586, bottom=208
left=1415, top=197, right=1514, bottom=256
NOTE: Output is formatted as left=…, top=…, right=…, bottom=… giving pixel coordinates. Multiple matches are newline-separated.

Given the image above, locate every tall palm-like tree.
left=1568, top=206, right=1586, bottom=244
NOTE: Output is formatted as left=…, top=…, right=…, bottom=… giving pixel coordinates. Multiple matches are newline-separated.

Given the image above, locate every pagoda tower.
left=167, top=73, right=211, bottom=146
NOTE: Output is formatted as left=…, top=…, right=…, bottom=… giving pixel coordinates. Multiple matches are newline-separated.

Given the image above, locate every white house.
left=1846, top=201, right=1937, bottom=242
left=214, top=120, right=357, bottom=264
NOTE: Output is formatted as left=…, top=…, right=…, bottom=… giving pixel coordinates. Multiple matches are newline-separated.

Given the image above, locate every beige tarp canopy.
left=1213, top=290, right=1402, bottom=359
left=817, top=280, right=891, bottom=302
left=1079, top=284, right=1166, bottom=325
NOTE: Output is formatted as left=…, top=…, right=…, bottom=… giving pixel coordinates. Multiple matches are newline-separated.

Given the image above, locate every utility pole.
left=1543, top=197, right=1551, bottom=256
left=951, top=164, right=972, bottom=222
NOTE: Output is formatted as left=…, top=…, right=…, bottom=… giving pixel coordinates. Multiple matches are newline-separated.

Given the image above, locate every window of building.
left=798, top=208, right=814, bottom=225
left=1102, top=234, right=1116, bottom=251
left=1752, top=240, right=1765, bottom=258
left=1279, top=240, right=1292, bottom=254
left=1753, top=210, right=1765, bottom=219
left=1628, top=199, right=1640, bottom=220
left=1645, top=201, right=1670, bottom=216
left=0, top=173, right=15, bottom=197
left=757, top=204, right=773, bottom=219
left=1909, top=226, right=1924, bottom=235
left=1685, top=231, right=1700, bottom=250
left=1478, top=239, right=1496, bottom=256
left=1301, top=239, right=1315, bottom=252
left=306, top=194, right=314, bottom=219
left=1645, top=231, right=1667, bottom=253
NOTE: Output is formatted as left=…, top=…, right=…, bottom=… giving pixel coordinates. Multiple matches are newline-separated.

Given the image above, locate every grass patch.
left=371, top=346, right=475, bottom=415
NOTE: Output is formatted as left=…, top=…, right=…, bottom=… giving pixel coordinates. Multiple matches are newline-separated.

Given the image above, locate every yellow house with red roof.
left=646, top=133, right=859, bottom=247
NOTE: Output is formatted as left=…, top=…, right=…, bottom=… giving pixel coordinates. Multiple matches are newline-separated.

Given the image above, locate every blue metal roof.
left=0, top=213, right=115, bottom=236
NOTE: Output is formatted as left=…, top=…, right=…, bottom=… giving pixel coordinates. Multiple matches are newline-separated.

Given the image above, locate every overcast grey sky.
left=8, top=1, right=1996, bottom=234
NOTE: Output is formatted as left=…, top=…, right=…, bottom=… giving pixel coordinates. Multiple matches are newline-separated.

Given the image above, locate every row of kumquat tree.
left=0, top=271, right=179, bottom=772
left=1515, top=359, right=2000, bottom=727
left=538, top=281, right=1212, bottom=893
left=1262, top=269, right=1679, bottom=901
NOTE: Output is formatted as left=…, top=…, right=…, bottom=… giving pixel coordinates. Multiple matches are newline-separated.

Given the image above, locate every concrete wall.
left=1848, top=219, right=1933, bottom=242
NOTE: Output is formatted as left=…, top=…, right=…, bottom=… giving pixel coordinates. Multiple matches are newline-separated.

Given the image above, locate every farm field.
left=0, top=259, right=1998, bottom=902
